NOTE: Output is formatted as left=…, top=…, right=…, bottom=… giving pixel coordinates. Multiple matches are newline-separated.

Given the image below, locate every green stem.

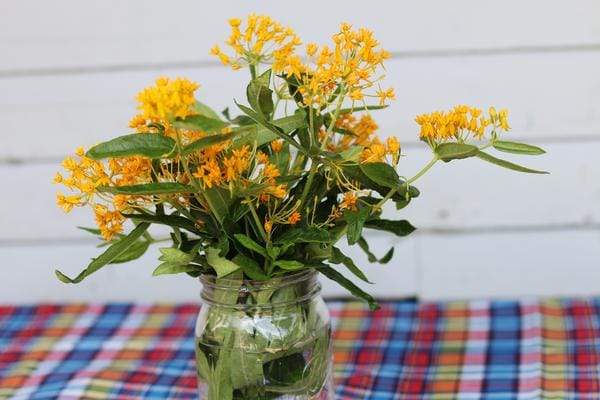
left=298, top=162, right=318, bottom=211
left=246, top=198, right=268, bottom=242
left=372, top=155, right=439, bottom=213
left=249, top=64, right=257, bottom=80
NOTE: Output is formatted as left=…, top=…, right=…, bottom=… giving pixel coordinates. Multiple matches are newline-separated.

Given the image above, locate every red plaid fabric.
left=1, top=299, right=600, bottom=399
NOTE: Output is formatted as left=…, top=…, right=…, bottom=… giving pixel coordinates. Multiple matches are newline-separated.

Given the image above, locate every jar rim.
left=199, top=268, right=317, bottom=290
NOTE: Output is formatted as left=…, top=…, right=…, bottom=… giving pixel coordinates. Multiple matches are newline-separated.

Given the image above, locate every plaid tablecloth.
left=1, top=299, right=599, bottom=399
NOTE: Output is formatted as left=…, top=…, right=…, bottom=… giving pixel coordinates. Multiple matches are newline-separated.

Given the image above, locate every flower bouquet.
left=53, top=14, right=547, bottom=400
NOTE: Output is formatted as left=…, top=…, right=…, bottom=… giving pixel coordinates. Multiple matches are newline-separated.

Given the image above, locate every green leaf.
left=493, top=140, right=546, bottom=155
left=98, top=182, right=195, bottom=195
left=55, top=223, right=150, bottom=283
left=232, top=112, right=306, bottom=148
left=232, top=254, right=268, bottom=281
left=159, top=247, right=195, bottom=264
left=273, top=260, right=304, bottom=271
left=330, top=247, right=371, bottom=283
left=191, top=101, right=223, bottom=120
left=203, top=187, right=232, bottom=223
left=122, top=213, right=201, bottom=234
left=263, top=353, right=305, bottom=385
left=316, top=265, right=379, bottom=310
left=364, top=219, right=416, bottom=237
left=337, top=105, right=388, bottom=114
left=173, top=114, right=229, bottom=132
left=344, top=207, right=370, bottom=245
left=152, top=263, right=199, bottom=276
left=181, top=131, right=238, bottom=155
left=152, top=246, right=202, bottom=276
left=359, top=162, right=400, bottom=189
left=435, top=143, right=478, bottom=162
left=206, top=247, right=241, bottom=278
left=476, top=151, right=549, bottom=174
left=233, top=234, right=268, bottom=258
left=357, top=237, right=394, bottom=264
left=247, top=69, right=274, bottom=117
left=339, top=146, right=363, bottom=162
left=86, top=134, right=175, bottom=159
left=110, top=239, right=150, bottom=264
left=77, top=226, right=102, bottom=236
left=275, top=227, right=331, bottom=245
left=235, top=101, right=307, bottom=155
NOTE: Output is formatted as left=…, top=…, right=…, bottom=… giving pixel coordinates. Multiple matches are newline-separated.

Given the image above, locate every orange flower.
left=287, top=212, right=301, bottom=225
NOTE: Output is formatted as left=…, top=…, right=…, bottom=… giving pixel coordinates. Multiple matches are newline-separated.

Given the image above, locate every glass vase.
left=195, top=269, right=334, bottom=400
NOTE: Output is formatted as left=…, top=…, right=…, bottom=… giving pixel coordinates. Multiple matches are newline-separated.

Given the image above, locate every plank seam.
left=1, top=43, right=599, bottom=79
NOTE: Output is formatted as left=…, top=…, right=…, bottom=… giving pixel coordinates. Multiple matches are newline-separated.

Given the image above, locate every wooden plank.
left=418, top=230, right=600, bottom=300
left=2, top=141, right=599, bottom=241
left=1, top=0, right=599, bottom=72
left=2, top=229, right=599, bottom=302
left=0, top=237, right=418, bottom=302
left=1, top=52, right=599, bottom=161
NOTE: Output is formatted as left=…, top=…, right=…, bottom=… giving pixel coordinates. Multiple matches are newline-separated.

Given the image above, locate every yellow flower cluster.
left=93, top=204, right=125, bottom=241
left=211, top=14, right=301, bottom=70
left=54, top=146, right=155, bottom=240
left=416, top=105, right=509, bottom=142
left=275, top=23, right=393, bottom=107
left=327, top=114, right=400, bottom=164
left=134, top=76, right=199, bottom=121
left=54, top=147, right=110, bottom=212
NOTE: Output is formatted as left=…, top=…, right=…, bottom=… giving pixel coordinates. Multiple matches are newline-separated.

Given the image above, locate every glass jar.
left=195, top=269, right=334, bottom=400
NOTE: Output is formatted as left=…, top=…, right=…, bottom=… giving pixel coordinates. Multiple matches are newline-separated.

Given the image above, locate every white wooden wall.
left=1, top=0, right=599, bottom=303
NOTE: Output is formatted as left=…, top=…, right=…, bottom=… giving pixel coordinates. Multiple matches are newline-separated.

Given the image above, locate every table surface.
left=1, top=298, right=599, bottom=399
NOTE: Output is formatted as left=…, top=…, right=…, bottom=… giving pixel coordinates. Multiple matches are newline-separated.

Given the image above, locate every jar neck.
left=199, top=269, right=321, bottom=308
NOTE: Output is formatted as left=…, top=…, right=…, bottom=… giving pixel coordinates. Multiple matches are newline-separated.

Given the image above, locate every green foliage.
left=435, top=143, right=479, bottom=161
left=86, top=134, right=175, bottom=159
left=476, top=151, right=548, bottom=174
left=493, top=140, right=546, bottom=155
left=206, top=247, right=241, bottom=278
left=316, top=264, right=379, bottom=310
left=330, top=247, right=371, bottom=282
left=98, top=182, right=195, bottom=195
left=56, top=223, right=150, bottom=283
left=344, top=207, right=370, bottom=245
left=173, top=115, right=229, bottom=132
left=364, top=219, right=416, bottom=237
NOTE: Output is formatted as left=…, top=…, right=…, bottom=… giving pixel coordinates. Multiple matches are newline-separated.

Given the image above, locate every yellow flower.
left=270, top=140, right=283, bottom=153
left=56, top=193, right=82, bottom=213
left=349, top=89, right=364, bottom=101
left=264, top=219, right=273, bottom=234
left=340, top=192, right=358, bottom=210
left=416, top=105, right=506, bottom=142
left=212, top=14, right=301, bottom=71
left=306, top=43, right=318, bottom=56
left=287, top=212, right=301, bottom=225
left=361, top=142, right=387, bottom=163
left=256, top=151, right=270, bottom=164
left=498, top=109, right=510, bottom=131
left=53, top=172, right=63, bottom=184
left=376, top=88, right=395, bottom=105
left=266, top=184, right=287, bottom=199
left=386, top=136, right=401, bottom=165
left=263, top=163, right=280, bottom=182
left=93, top=204, right=125, bottom=241
left=136, top=76, right=199, bottom=121
left=194, top=160, right=222, bottom=188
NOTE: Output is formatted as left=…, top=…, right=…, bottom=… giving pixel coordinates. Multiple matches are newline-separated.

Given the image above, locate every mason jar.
left=195, top=269, right=334, bottom=400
